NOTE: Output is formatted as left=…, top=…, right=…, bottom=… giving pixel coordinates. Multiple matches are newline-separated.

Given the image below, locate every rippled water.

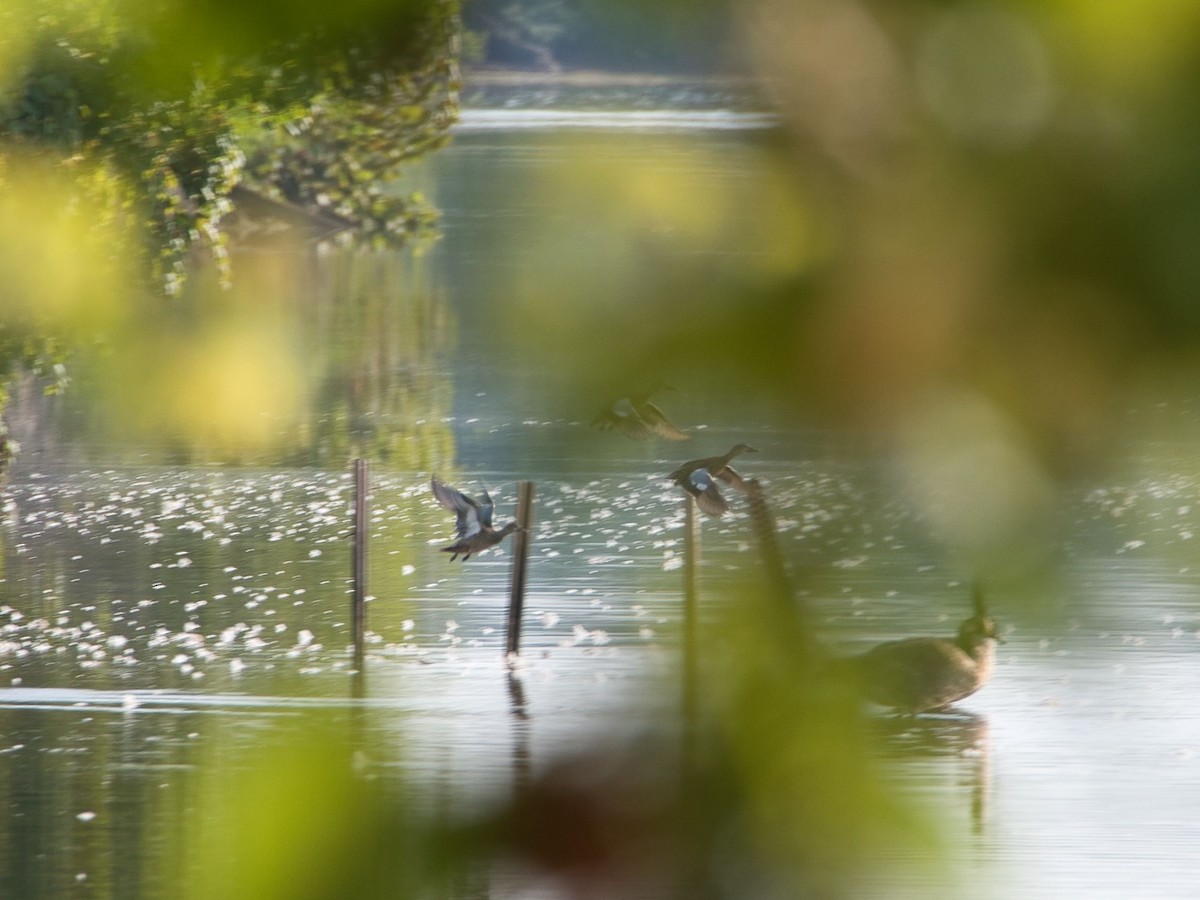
left=4, top=456, right=1200, bottom=897
left=455, top=109, right=779, bottom=132
left=3, top=100, right=1200, bottom=898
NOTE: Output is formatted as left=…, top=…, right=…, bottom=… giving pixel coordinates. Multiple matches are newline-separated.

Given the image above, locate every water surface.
left=2, top=99, right=1200, bottom=899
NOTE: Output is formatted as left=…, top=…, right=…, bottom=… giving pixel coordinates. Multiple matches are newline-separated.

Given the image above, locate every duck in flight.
left=592, top=385, right=689, bottom=442
left=849, top=585, right=1001, bottom=714
left=667, top=443, right=758, bottom=517
left=430, top=477, right=522, bottom=561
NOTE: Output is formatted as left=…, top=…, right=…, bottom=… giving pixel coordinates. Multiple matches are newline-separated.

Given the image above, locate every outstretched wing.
left=637, top=399, right=689, bottom=441
left=667, top=456, right=702, bottom=483
left=715, top=464, right=754, bottom=495
left=431, top=477, right=483, bottom=539
left=477, top=490, right=495, bottom=528
left=593, top=398, right=655, bottom=440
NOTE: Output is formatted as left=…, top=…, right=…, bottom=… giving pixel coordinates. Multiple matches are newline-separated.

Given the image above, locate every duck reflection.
left=870, top=709, right=991, bottom=832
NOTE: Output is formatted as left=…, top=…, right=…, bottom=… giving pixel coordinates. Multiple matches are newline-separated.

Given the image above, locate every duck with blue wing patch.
left=667, top=443, right=758, bottom=518
left=430, top=477, right=522, bottom=561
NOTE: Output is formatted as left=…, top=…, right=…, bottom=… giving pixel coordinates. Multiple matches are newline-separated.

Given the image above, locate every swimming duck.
left=592, top=385, right=689, bottom=441
left=667, top=443, right=758, bottom=517
left=851, top=586, right=1001, bottom=714
left=430, top=477, right=522, bottom=561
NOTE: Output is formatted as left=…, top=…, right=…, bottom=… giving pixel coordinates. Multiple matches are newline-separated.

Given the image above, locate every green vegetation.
left=0, top=0, right=460, bottom=293
left=0, top=0, right=460, bottom=460
left=9, top=1, right=1200, bottom=897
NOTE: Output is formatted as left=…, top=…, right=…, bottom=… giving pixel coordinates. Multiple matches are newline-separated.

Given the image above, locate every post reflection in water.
left=507, top=670, right=532, bottom=796
left=871, top=711, right=992, bottom=834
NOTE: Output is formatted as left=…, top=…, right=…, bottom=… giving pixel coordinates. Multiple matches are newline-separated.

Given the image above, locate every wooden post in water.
left=745, top=478, right=790, bottom=609
left=351, top=458, right=369, bottom=688
left=678, top=497, right=705, bottom=897
left=745, top=476, right=817, bottom=668
left=681, top=495, right=700, bottom=745
left=505, top=481, right=535, bottom=662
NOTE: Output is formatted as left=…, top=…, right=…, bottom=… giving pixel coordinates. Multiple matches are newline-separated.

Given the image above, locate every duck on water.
left=847, top=586, right=1002, bottom=714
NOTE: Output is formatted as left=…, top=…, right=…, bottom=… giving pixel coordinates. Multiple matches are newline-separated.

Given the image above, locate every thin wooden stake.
left=683, top=495, right=699, bottom=619
left=351, top=458, right=369, bottom=686
left=505, top=480, right=535, bottom=661
left=745, top=477, right=817, bottom=668
left=745, top=478, right=790, bottom=609
left=682, top=495, right=700, bottom=746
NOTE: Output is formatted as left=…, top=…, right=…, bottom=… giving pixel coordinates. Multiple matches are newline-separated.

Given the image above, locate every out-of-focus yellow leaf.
left=1048, top=0, right=1200, bottom=93
left=0, top=156, right=131, bottom=334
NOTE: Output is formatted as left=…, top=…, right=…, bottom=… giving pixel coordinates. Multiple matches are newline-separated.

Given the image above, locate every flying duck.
left=430, top=477, right=522, bottom=561
left=592, top=385, right=689, bottom=441
left=667, top=443, right=758, bottom=517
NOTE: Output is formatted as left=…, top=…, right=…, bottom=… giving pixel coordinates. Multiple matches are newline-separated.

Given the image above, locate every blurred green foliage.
left=0, top=0, right=459, bottom=458
left=0, top=0, right=459, bottom=295
left=8, top=0, right=1200, bottom=897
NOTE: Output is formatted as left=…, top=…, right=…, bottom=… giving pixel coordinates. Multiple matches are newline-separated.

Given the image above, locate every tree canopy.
left=0, top=0, right=460, bottom=448
left=0, top=0, right=461, bottom=294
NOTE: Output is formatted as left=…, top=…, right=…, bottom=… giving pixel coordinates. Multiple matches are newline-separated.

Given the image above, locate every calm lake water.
left=2, top=86, right=1200, bottom=899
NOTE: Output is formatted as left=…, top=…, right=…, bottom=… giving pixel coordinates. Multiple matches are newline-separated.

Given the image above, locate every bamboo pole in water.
left=351, top=458, right=369, bottom=683
left=505, top=480, right=535, bottom=661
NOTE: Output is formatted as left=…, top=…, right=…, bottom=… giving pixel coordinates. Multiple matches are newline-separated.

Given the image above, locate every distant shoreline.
left=461, top=67, right=758, bottom=88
